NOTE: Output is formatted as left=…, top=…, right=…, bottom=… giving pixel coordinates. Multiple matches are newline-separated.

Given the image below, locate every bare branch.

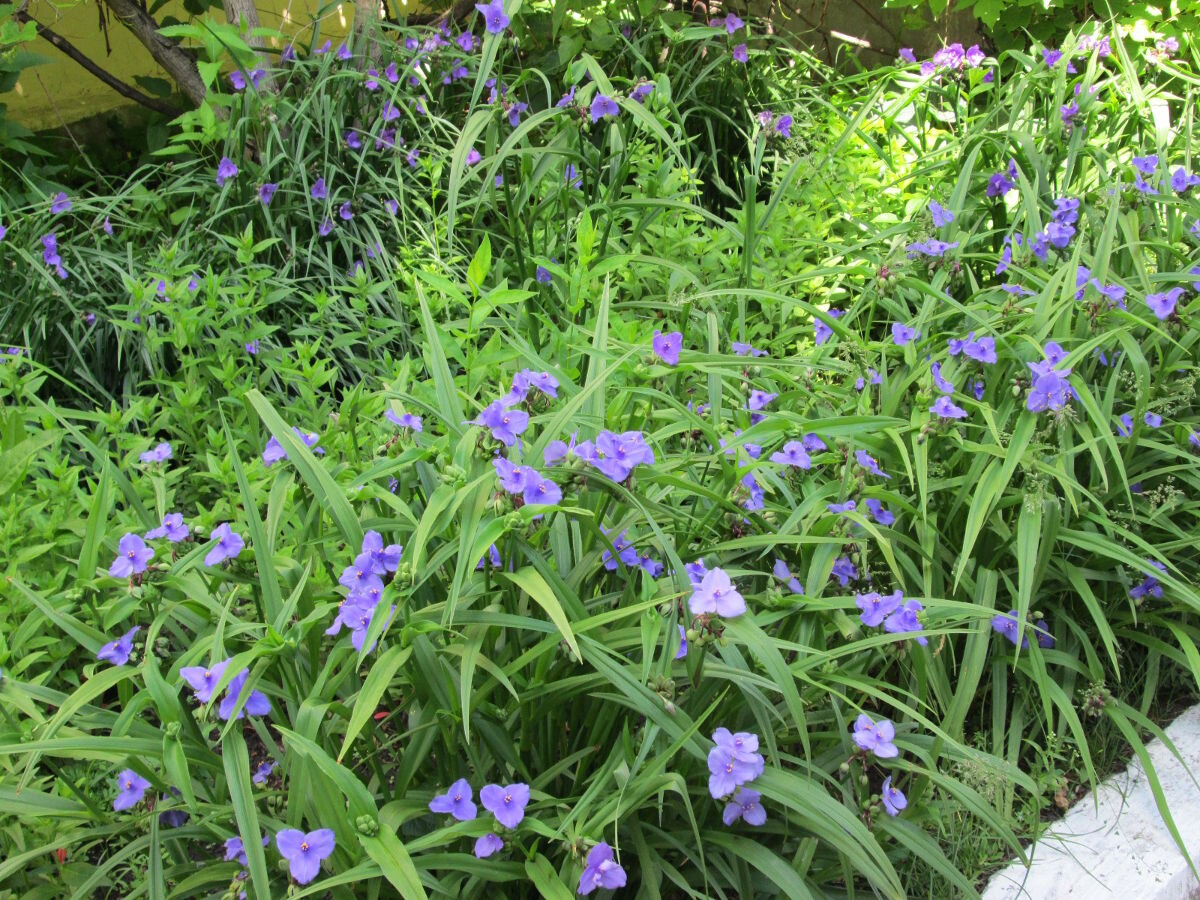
left=14, top=8, right=182, bottom=116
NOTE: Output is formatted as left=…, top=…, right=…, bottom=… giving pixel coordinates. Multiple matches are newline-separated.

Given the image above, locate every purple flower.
left=253, top=760, right=276, bottom=784
left=856, top=590, right=902, bottom=628
left=429, top=778, right=478, bottom=820
left=245, top=340, right=260, bottom=355
left=263, top=428, right=324, bottom=466
left=1145, top=412, right=1162, bottom=427
left=864, top=498, right=895, bottom=526
left=1147, top=287, right=1183, bottom=320
left=536, top=265, right=553, bottom=284
left=139, top=441, right=173, bottom=464
left=732, top=43, right=748, bottom=63
left=42, top=233, right=67, bottom=279
left=180, top=659, right=231, bottom=704
left=50, top=191, right=72, bottom=214
left=469, top=400, right=529, bottom=447
left=385, top=409, right=423, bottom=431
left=892, top=323, right=919, bottom=346
left=828, top=500, right=856, bottom=514
left=522, top=471, right=562, bottom=507
left=580, top=430, right=655, bottom=481
left=502, top=368, right=558, bottom=404
left=747, top=390, right=777, bottom=411
left=204, top=523, right=245, bottom=567
left=814, top=309, right=843, bottom=344
left=578, top=842, right=628, bottom=893
left=97, top=625, right=141, bottom=666
left=216, top=157, right=239, bottom=186
left=930, top=361, right=955, bottom=395
left=480, top=782, right=529, bottom=829
left=1061, top=102, right=1079, bottom=126
left=1116, top=414, right=1134, bottom=437
left=707, top=728, right=764, bottom=798
left=1131, top=560, right=1167, bottom=600
left=276, top=828, right=336, bottom=885
left=986, top=162, right=1017, bottom=198
left=852, top=714, right=898, bottom=758
left=311, top=178, right=327, bottom=200
left=113, top=769, right=150, bottom=811
left=475, top=833, right=504, bottom=858
left=883, top=598, right=927, bottom=646
left=831, top=556, right=858, bottom=587
left=1093, top=281, right=1126, bottom=308
left=961, top=335, right=996, bottom=364
left=110, top=533, right=155, bottom=578
left=856, top=449, right=889, bottom=479
left=770, top=440, right=812, bottom=469
left=555, top=85, right=578, bottom=108
left=881, top=777, right=907, bottom=816
left=1026, top=342, right=1076, bottom=413
left=722, top=787, right=767, bottom=826
left=590, top=94, right=620, bottom=123
left=906, top=239, right=958, bottom=258
left=732, top=341, right=766, bottom=357
left=689, top=567, right=746, bottom=617
left=362, top=531, right=403, bottom=574
left=1171, top=168, right=1200, bottom=193
left=675, top=623, right=688, bottom=659
left=801, top=433, right=827, bottom=453
left=929, top=200, right=953, bottom=227
left=217, top=669, right=271, bottom=720
left=775, top=114, right=793, bottom=138
left=457, top=31, right=477, bottom=52
left=991, top=610, right=1029, bottom=647
left=622, top=82, right=654, bottom=107
left=225, top=836, right=248, bottom=865
left=1042, top=47, right=1063, bottom=67
left=339, top=201, right=353, bottom=221
left=476, top=0, right=509, bottom=33
left=652, top=330, right=682, bottom=365
left=931, top=396, right=967, bottom=419
left=336, top=42, right=352, bottom=60
left=1133, top=155, right=1159, bottom=176
left=898, top=48, right=916, bottom=63
left=723, top=13, right=744, bottom=33
left=146, top=512, right=189, bottom=542
left=772, top=558, right=804, bottom=594
left=258, top=183, right=278, bottom=205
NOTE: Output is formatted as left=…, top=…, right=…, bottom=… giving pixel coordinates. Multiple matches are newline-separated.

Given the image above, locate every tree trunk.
left=222, top=0, right=277, bottom=91
left=352, top=0, right=382, bottom=68
left=99, top=0, right=207, bottom=107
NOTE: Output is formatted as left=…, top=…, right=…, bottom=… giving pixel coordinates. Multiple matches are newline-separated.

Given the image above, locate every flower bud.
left=839, top=762, right=851, bottom=775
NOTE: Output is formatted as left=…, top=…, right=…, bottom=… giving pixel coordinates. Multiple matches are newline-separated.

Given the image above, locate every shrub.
left=3, top=10, right=1200, bottom=899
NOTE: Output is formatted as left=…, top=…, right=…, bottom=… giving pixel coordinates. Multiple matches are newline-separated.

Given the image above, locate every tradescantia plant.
left=3, top=6, right=1200, bottom=899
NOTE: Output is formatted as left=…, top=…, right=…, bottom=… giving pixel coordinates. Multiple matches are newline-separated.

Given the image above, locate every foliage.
left=3, top=9, right=1200, bottom=899
left=886, top=0, right=1200, bottom=54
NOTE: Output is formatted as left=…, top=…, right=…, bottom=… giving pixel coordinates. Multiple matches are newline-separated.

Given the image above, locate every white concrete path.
left=983, top=704, right=1200, bottom=899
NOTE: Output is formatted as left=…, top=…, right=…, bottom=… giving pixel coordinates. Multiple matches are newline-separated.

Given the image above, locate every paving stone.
left=983, top=705, right=1200, bottom=900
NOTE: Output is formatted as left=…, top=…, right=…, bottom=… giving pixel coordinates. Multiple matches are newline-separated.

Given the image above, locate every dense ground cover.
left=2, top=7, right=1200, bottom=898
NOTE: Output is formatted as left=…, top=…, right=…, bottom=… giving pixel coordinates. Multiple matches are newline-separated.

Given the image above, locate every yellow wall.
left=10, top=0, right=412, bottom=128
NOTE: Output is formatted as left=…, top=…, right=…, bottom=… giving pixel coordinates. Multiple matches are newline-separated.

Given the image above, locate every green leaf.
left=359, top=829, right=428, bottom=899
left=502, top=567, right=582, bottom=662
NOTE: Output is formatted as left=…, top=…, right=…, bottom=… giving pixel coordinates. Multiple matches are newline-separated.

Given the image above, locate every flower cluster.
left=856, top=590, right=927, bottom=645
left=707, top=728, right=767, bottom=827
left=327, top=530, right=402, bottom=652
